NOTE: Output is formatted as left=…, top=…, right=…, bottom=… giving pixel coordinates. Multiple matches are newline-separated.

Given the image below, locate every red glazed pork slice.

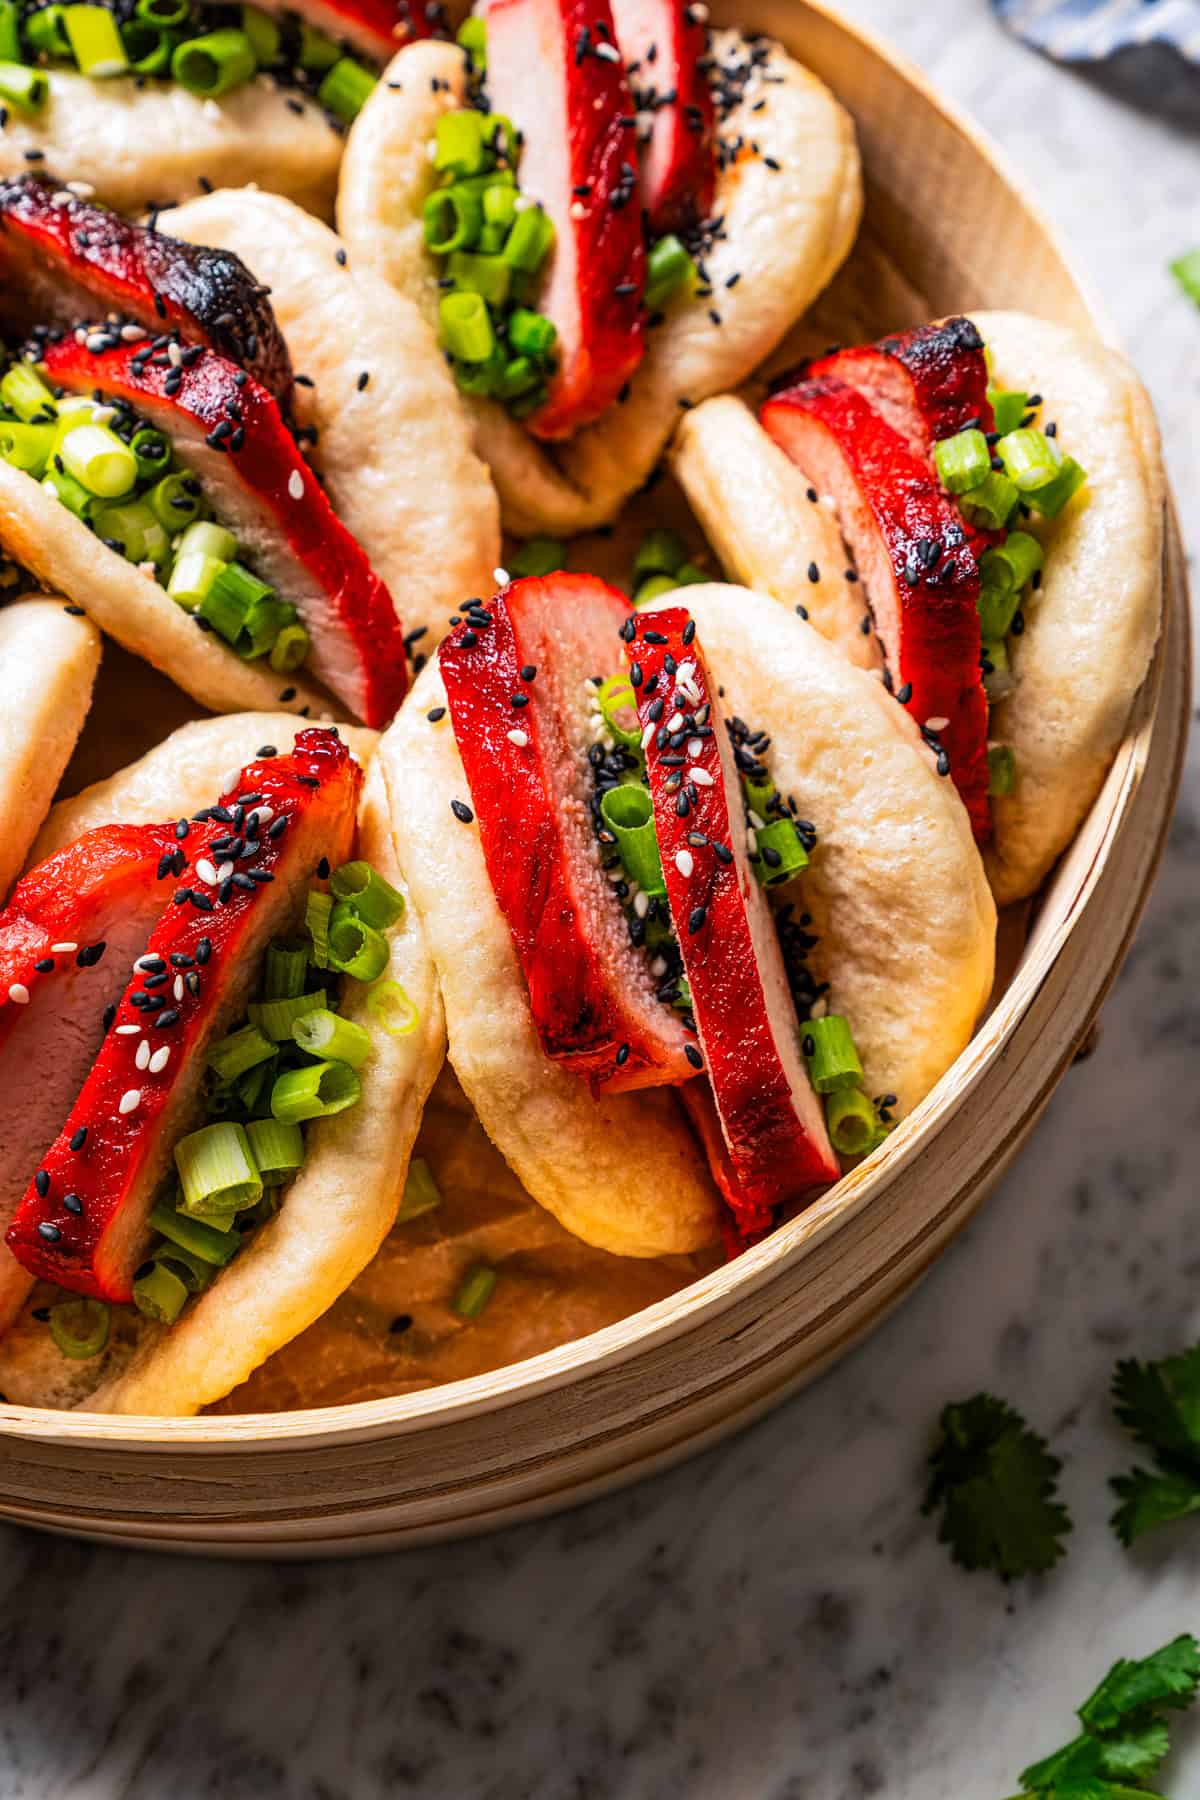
left=624, top=606, right=838, bottom=1229
left=225, top=0, right=443, bottom=61
left=760, top=374, right=991, bottom=841
left=807, top=316, right=994, bottom=463
left=440, top=572, right=694, bottom=1093
left=485, top=0, right=646, bottom=439
left=5, top=730, right=359, bottom=1301
left=0, top=820, right=222, bottom=1330
left=0, top=175, right=292, bottom=401
left=40, top=336, right=408, bottom=728
left=610, top=0, right=716, bottom=235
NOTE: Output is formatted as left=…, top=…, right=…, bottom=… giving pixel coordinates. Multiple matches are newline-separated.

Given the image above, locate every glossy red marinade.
left=5, top=731, right=359, bottom=1301
left=0, top=175, right=292, bottom=401
left=761, top=375, right=992, bottom=841
left=40, top=336, right=409, bottom=729
left=807, top=317, right=995, bottom=462
left=610, top=0, right=716, bottom=235
left=625, top=607, right=839, bottom=1233
left=441, top=573, right=694, bottom=1092
left=486, top=0, right=646, bottom=439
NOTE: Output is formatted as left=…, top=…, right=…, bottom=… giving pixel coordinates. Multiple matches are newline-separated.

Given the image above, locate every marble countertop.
left=2, top=6, right=1197, bottom=1797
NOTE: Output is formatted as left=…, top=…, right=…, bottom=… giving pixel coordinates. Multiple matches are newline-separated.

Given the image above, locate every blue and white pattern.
left=994, top=0, right=1200, bottom=64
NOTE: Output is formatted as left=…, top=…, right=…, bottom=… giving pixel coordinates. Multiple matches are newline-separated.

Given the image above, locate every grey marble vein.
left=1, top=3, right=1198, bottom=1796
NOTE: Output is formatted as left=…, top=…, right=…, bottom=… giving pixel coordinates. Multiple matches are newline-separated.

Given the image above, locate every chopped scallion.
left=803, top=1014, right=864, bottom=1094
left=0, top=60, right=48, bottom=111
left=317, top=55, right=375, bottom=123
left=397, top=1155, right=441, bottom=1221
left=452, top=1262, right=497, bottom=1319
left=305, top=888, right=333, bottom=968
left=502, top=204, right=554, bottom=274
left=270, top=1059, right=361, bottom=1123
left=600, top=782, right=666, bottom=897
left=997, top=427, right=1063, bottom=494
left=508, top=536, right=565, bottom=577
left=330, top=860, right=405, bottom=930
left=263, top=938, right=310, bottom=1001
left=62, top=4, right=128, bottom=76
left=366, top=978, right=419, bottom=1037
left=48, top=1296, right=110, bottom=1359
left=245, top=1117, right=305, bottom=1187
left=644, top=234, right=694, bottom=312
left=133, top=1259, right=188, bottom=1324
left=752, top=818, right=809, bottom=887
left=934, top=427, right=991, bottom=495
left=171, top=25, right=256, bottom=96
left=175, top=1120, right=263, bottom=1218
left=148, top=1197, right=240, bottom=1264
left=247, top=988, right=327, bottom=1043
left=292, top=1006, right=373, bottom=1068
left=423, top=184, right=483, bottom=255
left=825, top=1086, right=877, bottom=1157
left=206, top=1021, right=276, bottom=1082
left=327, top=902, right=389, bottom=981
left=988, top=744, right=1016, bottom=797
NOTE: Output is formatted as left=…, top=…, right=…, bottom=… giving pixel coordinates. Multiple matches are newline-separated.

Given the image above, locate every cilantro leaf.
left=1110, top=1351, right=1200, bottom=1545
left=1079, top=1635, right=1200, bottom=1732
left=1172, top=249, right=1200, bottom=308
left=924, top=1393, right=1071, bottom=1579
left=1014, top=1636, right=1199, bottom=1798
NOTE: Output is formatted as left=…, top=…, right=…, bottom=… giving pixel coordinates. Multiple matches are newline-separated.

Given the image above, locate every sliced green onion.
left=495, top=356, right=538, bottom=399
left=634, top=528, right=688, bottom=578
left=752, top=818, right=809, bottom=887
left=439, top=290, right=495, bottom=364
left=957, top=470, right=1019, bottom=533
left=507, top=383, right=547, bottom=419
left=330, top=860, right=405, bottom=930
left=206, top=1021, right=276, bottom=1082
left=997, top=426, right=1063, bottom=494
left=456, top=12, right=486, bottom=64
left=148, top=470, right=203, bottom=530
left=0, top=419, right=54, bottom=475
left=367, top=978, right=419, bottom=1036
left=59, top=422, right=137, bottom=498
left=596, top=671, right=642, bottom=749
left=987, top=386, right=1029, bottom=437
left=483, top=112, right=515, bottom=163
left=803, top=1014, right=864, bottom=1094
left=0, top=60, right=48, bottom=111
left=172, top=26, right=256, bottom=97
left=24, top=4, right=70, bottom=55
left=508, top=536, right=565, bottom=577
left=0, top=0, right=20, bottom=57
left=170, top=550, right=227, bottom=613
left=0, top=361, right=56, bottom=423
left=452, top=1262, right=497, bottom=1319
left=447, top=248, right=512, bottom=306
left=269, top=621, right=309, bottom=671
left=1027, top=455, right=1087, bottom=518
left=481, top=180, right=515, bottom=231
left=245, top=1117, right=304, bottom=1187
left=397, top=1155, right=441, bottom=1221
left=92, top=498, right=169, bottom=566
left=825, top=1086, right=877, bottom=1158
left=306, top=889, right=333, bottom=968
left=236, top=594, right=294, bottom=661
left=138, top=0, right=188, bottom=23
left=423, top=184, right=482, bottom=255
left=120, top=20, right=172, bottom=73
left=63, top=4, right=128, bottom=75
left=292, top=1006, right=372, bottom=1068
left=507, top=307, right=557, bottom=358
left=327, top=902, right=389, bottom=981
left=153, top=1242, right=219, bottom=1294
left=674, top=561, right=708, bottom=587
left=270, top=1058, right=361, bottom=1123
left=977, top=576, right=1020, bottom=644
left=235, top=1056, right=274, bottom=1114
left=248, top=988, right=326, bottom=1043
left=263, top=938, right=310, bottom=1001
left=318, top=55, right=375, bottom=123
left=127, top=424, right=172, bottom=480
left=981, top=530, right=1044, bottom=594
left=43, top=467, right=96, bottom=522
left=149, top=1197, right=240, bottom=1264
left=452, top=349, right=506, bottom=397
left=742, top=774, right=777, bottom=820
left=177, top=518, right=236, bottom=565
left=297, top=18, right=338, bottom=68
left=133, top=1259, right=188, bottom=1324
left=240, top=2, right=280, bottom=61
left=934, top=427, right=991, bottom=495
left=176, top=1120, right=263, bottom=1218
left=633, top=573, right=679, bottom=607
left=48, top=1296, right=110, bottom=1359
left=600, top=783, right=666, bottom=898
left=982, top=636, right=1009, bottom=681
left=503, top=204, right=554, bottom=274
left=644, top=234, right=694, bottom=311
left=208, top=558, right=273, bottom=619
left=435, top=107, right=487, bottom=177
left=988, top=744, right=1016, bottom=797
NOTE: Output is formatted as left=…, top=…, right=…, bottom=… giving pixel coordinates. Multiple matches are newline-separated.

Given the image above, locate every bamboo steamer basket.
left=0, top=0, right=1189, bottom=1556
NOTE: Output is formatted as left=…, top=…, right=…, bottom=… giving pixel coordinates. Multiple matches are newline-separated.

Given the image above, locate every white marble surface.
left=2, top=7, right=1198, bottom=1797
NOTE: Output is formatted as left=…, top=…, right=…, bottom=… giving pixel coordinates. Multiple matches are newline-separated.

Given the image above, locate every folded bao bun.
left=0, top=75, right=346, bottom=220
left=0, top=595, right=101, bottom=900
left=160, top=188, right=502, bottom=650
left=337, top=31, right=862, bottom=535
left=378, top=663, right=724, bottom=1259
left=0, top=713, right=446, bottom=1415
left=672, top=314, right=1164, bottom=905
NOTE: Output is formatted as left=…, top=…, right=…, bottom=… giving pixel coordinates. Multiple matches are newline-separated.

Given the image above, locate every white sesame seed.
left=85, top=332, right=109, bottom=353
left=650, top=956, right=668, bottom=978
left=809, top=996, right=829, bottom=1021
left=493, top=566, right=510, bottom=585
left=195, top=858, right=219, bottom=887
left=605, top=867, right=624, bottom=884
left=221, top=766, right=241, bottom=794
left=675, top=661, right=696, bottom=687
left=249, top=805, right=273, bottom=824
left=674, top=849, right=695, bottom=878
left=116, top=1024, right=141, bottom=1037
left=167, top=341, right=183, bottom=368
left=288, top=470, right=304, bottom=500
left=600, top=732, right=614, bottom=752
left=136, top=1039, right=150, bottom=1070
left=569, top=200, right=586, bottom=220
left=7, top=983, right=29, bottom=1004
left=746, top=827, right=758, bottom=854
left=641, top=722, right=656, bottom=751
left=594, top=39, right=619, bottom=59
left=120, top=323, right=145, bottom=342
left=217, top=861, right=234, bottom=882
left=118, top=1088, right=141, bottom=1115
left=666, top=711, right=683, bottom=731
left=924, top=716, right=949, bottom=733
left=148, top=1047, right=171, bottom=1074
left=507, top=728, right=529, bottom=747
left=820, top=494, right=837, bottom=511
left=50, top=942, right=78, bottom=954
left=748, top=809, right=765, bottom=830
left=91, top=405, right=116, bottom=425
left=633, top=890, right=650, bottom=918
left=689, top=766, right=714, bottom=787
left=687, top=737, right=703, bottom=758
left=173, top=977, right=184, bottom=1002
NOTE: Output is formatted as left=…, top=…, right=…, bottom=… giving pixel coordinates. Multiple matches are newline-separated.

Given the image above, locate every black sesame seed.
left=63, top=1193, right=83, bottom=1216
left=684, top=1044, right=704, bottom=1069
left=33, top=958, right=53, bottom=973
left=807, top=562, right=820, bottom=584
left=155, top=1008, right=180, bottom=1029
left=615, top=1043, right=630, bottom=1066
left=630, top=662, right=643, bottom=687
left=37, top=1221, right=61, bottom=1243
left=712, top=843, right=733, bottom=865
left=268, top=816, right=289, bottom=839
left=682, top=618, right=696, bottom=645
left=69, top=1127, right=87, bottom=1152
left=520, top=665, right=537, bottom=682
left=34, top=1170, right=50, bottom=1198
left=102, top=1003, right=117, bottom=1030
left=390, top=1313, right=413, bottom=1334
left=511, top=693, right=529, bottom=708
left=76, top=942, right=106, bottom=967
left=426, top=706, right=447, bottom=723
left=196, top=937, right=213, bottom=964
left=687, top=905, right=707, bottom=934
left=896, top=682, right=913, bottom=705
left=451, top=799, right=474, bottom=824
